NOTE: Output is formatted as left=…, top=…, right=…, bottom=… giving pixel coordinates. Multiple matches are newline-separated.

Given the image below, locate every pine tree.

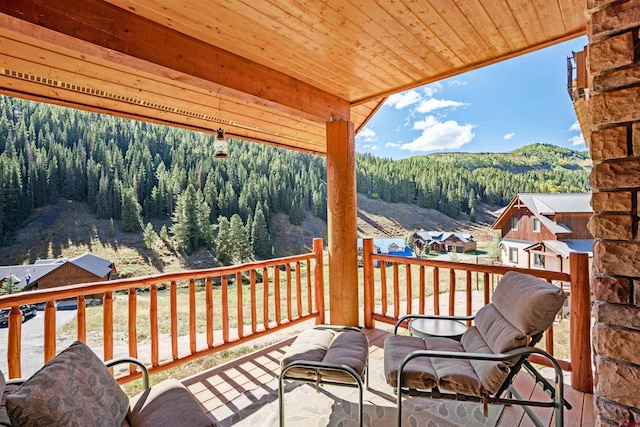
left=229, top=214, right=251, bottom=262
left=0, top=275, right=21, bottom=295
left=215, top=216, right=232, bottom=265
left=121, top=188, right=142, bottom=232
left=171, top=184, right=203, bottom=254
left=143, top=222, right=157, bottom=249
left=251, top=202, right=272, bottom=258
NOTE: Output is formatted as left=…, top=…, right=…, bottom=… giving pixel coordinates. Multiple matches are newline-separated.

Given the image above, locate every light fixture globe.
left=213, top=128, right=228, bottom=159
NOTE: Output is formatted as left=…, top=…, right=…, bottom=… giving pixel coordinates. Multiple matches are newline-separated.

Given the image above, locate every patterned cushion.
left=6, top=341, right=129, bottom=427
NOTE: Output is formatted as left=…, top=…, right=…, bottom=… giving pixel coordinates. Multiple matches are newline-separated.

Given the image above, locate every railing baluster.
left=433, top=267, right=440, bottom=315
left=274, top=267, right=281, bottom=325
left=170, top=281, right=178, bottom=360
left=405, top=264, right=412, bottom=315
left=77, top=295, right=86, bottom=343
left=128, top=288, right=137, bottom=372
left=546, top=326, right=554, bottom=356
left=103, top=291, right=113, bottom=365
left=151, top=285, right=159, bottom=365
left=263, top=267, right=269, bottom=330
left=449, top=269, right=456, bottom=316
left=250, top=270, right=257, bottom=333
left=295, top=261, right=302, bottom=317
left=188, top=279, right=196, bottom=354
left=222, top=275, right=229, bottom=343
left=286, top=264, right=292, bottom=321
left=8, top=305, right=22, bottom=378
left=381, top=261, right=387, bottom=316
left=306, top=259, right=312, bottom=314
left=419, top=266, right=425, bottom=315
left=483, top=272, right=490, bottom=305
left=236, top=272, right=243, bottom=339
left=393, top=262, right=400, bottom=319
left=206, top=277, right=213, bottom=348
left=466, top=270, right=472, bottom=326
left=313, top=238, right=324, bottom=324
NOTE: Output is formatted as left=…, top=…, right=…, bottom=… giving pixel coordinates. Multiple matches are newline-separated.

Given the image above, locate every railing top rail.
left=0, top=251, right=317, bottom=309
left=371, top=253, right=574, bottom=282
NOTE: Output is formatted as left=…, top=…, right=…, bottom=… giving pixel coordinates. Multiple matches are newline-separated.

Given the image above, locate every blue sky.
left=356, top=36, right=589, bottom=160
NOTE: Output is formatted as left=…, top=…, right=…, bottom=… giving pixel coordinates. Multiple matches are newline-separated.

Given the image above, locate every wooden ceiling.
left=0, top=0, right=585, bottom=155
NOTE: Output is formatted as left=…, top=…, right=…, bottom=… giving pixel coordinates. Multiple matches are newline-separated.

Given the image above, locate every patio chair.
left=384, top=271, right=571, bottom=427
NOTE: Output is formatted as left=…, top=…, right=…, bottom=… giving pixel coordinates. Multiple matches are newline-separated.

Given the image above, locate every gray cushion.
left=461, top=327, right=512, bottom=395
left=383, top=335, right=437, bottom=390
left=424, top=337, right=483, bottom=396
left=492, top=271, right=567, bottom=335
left=6, top=341, right=129, bottom=427
left=282, top=328, right=368, bottom=383
left=473, top=304, right=527, bottom=353
left=128, top=378, right=214, bottom=427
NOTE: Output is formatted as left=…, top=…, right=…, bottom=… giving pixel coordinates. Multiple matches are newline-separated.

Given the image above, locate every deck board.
left=183, top=327, right=592, bottom=426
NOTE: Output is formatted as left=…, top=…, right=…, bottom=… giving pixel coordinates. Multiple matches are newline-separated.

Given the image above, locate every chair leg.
left=278, top=373, right=286, bottom=427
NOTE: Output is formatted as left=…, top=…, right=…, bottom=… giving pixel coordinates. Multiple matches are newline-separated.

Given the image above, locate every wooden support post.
left=570, top=252, right=593, bottom=393
left=363, top=238, right=374, bottom=328
left=326, top=119, right=358, bottom=326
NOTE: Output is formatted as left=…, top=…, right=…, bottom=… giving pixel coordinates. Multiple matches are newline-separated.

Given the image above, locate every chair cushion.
left=282, top=328, right=368, bottom=383
left=128, top=378, right=214, bottom=427
left=473, top=304, right=527, bottom=353
left=383, top=335, right=437, bottom=390
left=5, top=341, right=129, bottom=427
left=492, top=271, right=567, bottom=335
left=461, top=327, right=512, bottom=395
left=424, top=337, right=484, bottom=396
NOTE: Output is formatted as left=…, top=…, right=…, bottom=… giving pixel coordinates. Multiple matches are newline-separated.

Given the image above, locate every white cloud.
left=356, top=127, right=377, bottom=142
left=569, top=134, right=585, bottom=146
left=416, top=98, right=469, bottom=113
left=569, top=121, right=581, bottom=132
left=401, top=116, right=475, bottom=152
left=385, top=142, right=401, bottom=148
left=385, top=90, right=422, bottom=109
left=422, top=83, right=442, bottom=98
left=504, top=133, right=515, bottom=140
left=448, top=80, right=468, bottom=87
left=370, top=145, right=380, bottom=151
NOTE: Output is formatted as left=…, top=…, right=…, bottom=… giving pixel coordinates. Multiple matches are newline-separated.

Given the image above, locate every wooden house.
left=0, top=254, right=115, bottom=292
left=413, top=230, right=477, bottom=255
left=491, top=193, right=593, bottom=272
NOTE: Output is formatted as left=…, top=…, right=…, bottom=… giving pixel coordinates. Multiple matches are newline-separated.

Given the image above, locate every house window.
left=533, top=218, right=540, bottom=232
left=511, top=217, right=518, bottom=231
left=534, top=253, right=545, bottom=267
left=509, top=248, right=518, bottom=263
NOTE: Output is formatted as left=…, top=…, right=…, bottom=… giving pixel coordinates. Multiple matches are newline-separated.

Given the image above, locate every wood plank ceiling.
left=0, top=0, right=585, bottom=155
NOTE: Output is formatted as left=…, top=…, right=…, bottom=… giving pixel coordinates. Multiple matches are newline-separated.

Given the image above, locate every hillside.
left=0, top=196, right=498, bottom=276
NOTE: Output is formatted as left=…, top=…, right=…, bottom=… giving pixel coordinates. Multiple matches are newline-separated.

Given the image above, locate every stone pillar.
left=587, top=0, right=640, bottom=424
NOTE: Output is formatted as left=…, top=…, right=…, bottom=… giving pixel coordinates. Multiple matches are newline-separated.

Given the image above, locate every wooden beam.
left=326, top=119, right=358, bottom=326
left=0, top=1, right=350, bottom=123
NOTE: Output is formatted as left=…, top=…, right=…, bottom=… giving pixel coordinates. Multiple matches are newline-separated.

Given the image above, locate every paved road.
left=0, top=309, right=78, bottom=379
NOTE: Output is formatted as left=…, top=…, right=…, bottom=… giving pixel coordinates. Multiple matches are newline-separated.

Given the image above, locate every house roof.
left=492, top=193, right=592, bottom=234
left=357, top=238, right=407, bottom=254
left=415, top=230, right=477, bottom=244
left=0, top=1, right=586, bottom=155
left=524, top=239, right=593, bottom=258
left=0, top=253, right=114, bottom=289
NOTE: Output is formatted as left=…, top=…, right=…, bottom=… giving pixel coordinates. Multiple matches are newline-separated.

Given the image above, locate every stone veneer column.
left=587, top=0, right=640, bottom=424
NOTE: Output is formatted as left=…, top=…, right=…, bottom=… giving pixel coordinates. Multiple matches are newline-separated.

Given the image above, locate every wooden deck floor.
left=181, top=327, right=595, bottom=426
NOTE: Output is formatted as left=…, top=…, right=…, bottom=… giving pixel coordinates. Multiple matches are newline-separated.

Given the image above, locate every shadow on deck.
left=181, top=327, right=595, bottom=427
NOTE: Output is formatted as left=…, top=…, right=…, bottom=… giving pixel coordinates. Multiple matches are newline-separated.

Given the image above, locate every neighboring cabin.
left=492, top=193, right=593, bottom=273
left=0, top=253, right=116, bottom=292
left=356, top=238, right=414, bottom=266
left=412, top=230, right=477, bottom=255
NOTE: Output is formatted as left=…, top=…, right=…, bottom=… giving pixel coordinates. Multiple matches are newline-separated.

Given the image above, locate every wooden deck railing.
left=361, top=238, right=593, bottom=393
left=0, top=238, right=325, bottom=384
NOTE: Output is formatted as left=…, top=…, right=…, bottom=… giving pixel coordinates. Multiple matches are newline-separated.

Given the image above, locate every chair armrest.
left=5, top=379, right=25, bottom=386
left=105, top=357, right=150, bottom=389
left=281, top=360, right=364, bottom=385
left=394, top=314, right=475, bottom=334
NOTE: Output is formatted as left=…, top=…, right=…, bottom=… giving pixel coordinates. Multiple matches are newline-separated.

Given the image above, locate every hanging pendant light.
left=213, top=128, right=228, bottom=159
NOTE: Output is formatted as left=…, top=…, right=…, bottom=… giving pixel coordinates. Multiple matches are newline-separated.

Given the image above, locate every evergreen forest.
left=0, top=96, right=591, bottom=257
